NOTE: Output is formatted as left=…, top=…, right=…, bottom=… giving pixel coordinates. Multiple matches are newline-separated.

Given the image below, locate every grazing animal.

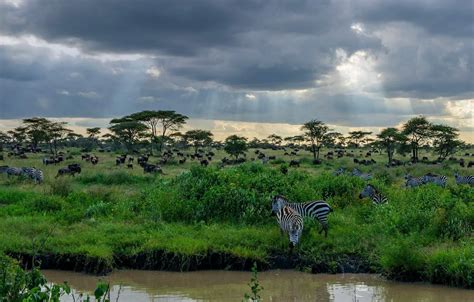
left=454, top=173, right=473, bottom=186
left=359, top=184, right=387, bottom=205
left=275, top=205, right=304, bottom=249
left=179, top=158, right=186, bottom=164
left=333, top=167, right=346, bottom=176
left=4, top=167, right=23, bottom=177
left=468, top=161, right=474, bottom=168
left=21, top=167, right=44, bottom=184
left=272, top=195, right=333, bottom=238
left=404, top=174, right=425, bottom=188
left=423, top=173, right=447, bottom=188
left=200, top=159, right=209, bottom=167
left=143, top=163, right=163, bottom=174
left=127, top=163, right=133, bottom=169
left=289, top=160, right=300, bottom=167
left=90, top=156, right=99, bottom=165
left=352, top=168, right=372, bottom=181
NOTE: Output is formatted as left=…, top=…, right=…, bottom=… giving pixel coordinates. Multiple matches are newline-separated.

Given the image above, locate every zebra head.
left=271, top=195, right=288, bottom=215
left=359, top=184, right=375, bottom=199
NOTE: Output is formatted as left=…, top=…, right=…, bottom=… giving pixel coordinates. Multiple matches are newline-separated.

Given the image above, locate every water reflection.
left=42, top=270, right=474, bottom=302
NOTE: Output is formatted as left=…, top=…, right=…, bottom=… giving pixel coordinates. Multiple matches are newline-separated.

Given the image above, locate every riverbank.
left=1, top=157, right=473, bottom=288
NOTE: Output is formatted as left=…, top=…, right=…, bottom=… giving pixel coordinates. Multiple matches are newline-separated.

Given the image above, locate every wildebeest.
left=143, top=163, right=163, bottom=174
left=289, top=160, right=300, bottom=167
left=200, top=159, right=209, bottom=167
left=56, top=164, right=81, bottom=178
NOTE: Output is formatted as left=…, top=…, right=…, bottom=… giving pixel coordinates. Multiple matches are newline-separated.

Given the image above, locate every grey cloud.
left=0, top=0, right=472, bottom=131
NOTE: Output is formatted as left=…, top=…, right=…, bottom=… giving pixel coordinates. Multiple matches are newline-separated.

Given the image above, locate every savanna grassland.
left=0, top=147, right=473, bottom=289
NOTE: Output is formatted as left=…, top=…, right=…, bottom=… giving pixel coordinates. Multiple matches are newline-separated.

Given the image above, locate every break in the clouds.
left=0, top=0, right=472, bottom=136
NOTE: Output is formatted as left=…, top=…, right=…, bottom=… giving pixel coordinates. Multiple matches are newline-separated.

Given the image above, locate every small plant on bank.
left=243, top=262, right=263, bottom=302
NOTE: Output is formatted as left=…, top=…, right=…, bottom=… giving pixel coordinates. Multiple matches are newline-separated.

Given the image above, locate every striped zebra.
left=272, top=195, right=333, bottom=237
left=422, top=173, right=447, bottom=188
left=359, top=184, right=388, bottom=205
left=4, top=167, right=23, bottom=177
left=21, top=167, right=44, bottom=184
left=275, top=205, right=304, bottom=248
left=404, top=174, right=425, bottom=188
left=454, top=173, right=473, bottom=187
left=352, top=168, right=372, bottom=181
left=333, top=167, right=346, bottom=176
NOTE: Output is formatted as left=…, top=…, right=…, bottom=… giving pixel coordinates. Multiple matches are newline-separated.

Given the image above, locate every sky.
left=0, top=0, right=473, bottom=141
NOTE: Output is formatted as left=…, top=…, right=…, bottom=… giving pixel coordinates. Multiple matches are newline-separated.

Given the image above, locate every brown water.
left=43, top=270, right=473, bottom=302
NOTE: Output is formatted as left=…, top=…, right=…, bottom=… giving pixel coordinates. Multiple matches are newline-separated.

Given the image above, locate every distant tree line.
left=0, top=112, right=468, bottom=163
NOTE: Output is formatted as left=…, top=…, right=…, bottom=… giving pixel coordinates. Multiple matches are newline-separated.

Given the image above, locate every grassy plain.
left=0, top=147, right=472, bottom=288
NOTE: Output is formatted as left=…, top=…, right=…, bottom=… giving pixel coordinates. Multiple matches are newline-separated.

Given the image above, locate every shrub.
left=380, top=237, right=426, bottom=281
left=49, top=178, right=73, bottom=197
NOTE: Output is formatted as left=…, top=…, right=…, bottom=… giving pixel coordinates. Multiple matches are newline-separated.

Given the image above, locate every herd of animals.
left=0, top=145, right=473, bottom=250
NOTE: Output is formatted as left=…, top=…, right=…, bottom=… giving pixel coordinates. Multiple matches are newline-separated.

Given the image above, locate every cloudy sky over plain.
left=0, top=0, right=472, bottom=141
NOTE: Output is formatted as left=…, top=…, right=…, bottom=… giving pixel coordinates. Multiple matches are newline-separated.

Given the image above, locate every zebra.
left=422, top=173, right=447, bottom=188
left=3, top=167, right=23, bottom=177
left=274, top=204, right=304, bottom=249
left=454, top=173, right=473, bottom=187
left=333, top=167, right=346, bottom=176
left=272, top=195, right=333, bottom=237
left=352, top=168, right=372, bottom=181
left=21, top=167, right=44, bottom=184
left=359, top=184, right=388, bottom=205
left=404, top=174, right=425, bottom=188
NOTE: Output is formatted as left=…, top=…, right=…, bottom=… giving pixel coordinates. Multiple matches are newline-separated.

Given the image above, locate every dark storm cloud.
left=354, top=0, right=474, bottom=38
left=0, top=0, right=472, bottom=129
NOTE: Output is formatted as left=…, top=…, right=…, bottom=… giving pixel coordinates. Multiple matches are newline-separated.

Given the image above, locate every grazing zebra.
left=404, top=174, right=425, bottom=188
left=422, top=173, right=447, bottom=188
left=454, top=173, right=474, bottom=186
left=272, top=195, right=333, bottom=237
left=352, top=168, right=372, bottom=181
left=275, top=205, right=304, bottom=248
left=333, top=167, right=346, bottom=176
left=359, top=184, right=388, bottom=205
left=4, top=167, right=23, bottom=177
left=21, top=167, right=44, bottom=184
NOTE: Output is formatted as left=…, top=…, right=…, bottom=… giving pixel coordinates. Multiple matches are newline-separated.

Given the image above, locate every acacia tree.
left=22, top=117, right=52, bottom=151
left=184, top=130, right=213, bottom=153
left=224, top=135, right=248, bottom=160
left=44, top=121, right=73, bottom=156
left=7, top=127, right=27, bottom=146
left=267, top=134, right=282, bottom=148
left=86, top=127, right=101, bottom=149
left=377, top=128, right=407, bottom=164
left=301, top=120, right=330, bottom=160
left=431, top=124, right=463, bottom=161
left=109, top=118, right=148, bottom=151
left=0, top=131, right=10, bottom=152
left=322, top=132, right=343, bottom=148
left=348, top=131, right=372, bottom=148
left=402, top=116, right=431, bottom=162
left=128, top=110, right=188, bottom=154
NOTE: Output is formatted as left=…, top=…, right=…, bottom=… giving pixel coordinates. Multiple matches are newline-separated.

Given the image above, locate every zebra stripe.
left=352, top=168, right=372, bottom=181
left=422, top=174, right=447, bottom=188
left=5, top=167, right=23, bottom=177
left=21, top=167, right=44, bottom=184
left=272, top=195, right=333, bottom=237
left=454, top=173, right=474, bottom=186
left=359, top=184, right=388, bottom=205
left=276, top=205, right=304, bottom=248
left=404, top=174, right=425, bottom=188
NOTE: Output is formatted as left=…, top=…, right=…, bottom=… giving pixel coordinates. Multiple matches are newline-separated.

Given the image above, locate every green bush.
left=49, top=178, right=73, bottom=197
left=380, top=237, right=427, bottom=281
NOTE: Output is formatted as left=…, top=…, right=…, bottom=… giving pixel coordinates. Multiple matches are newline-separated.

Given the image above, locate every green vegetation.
left=0, top=148, right=473, bottom=289
left=0, top=113, right=473, bottom=292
